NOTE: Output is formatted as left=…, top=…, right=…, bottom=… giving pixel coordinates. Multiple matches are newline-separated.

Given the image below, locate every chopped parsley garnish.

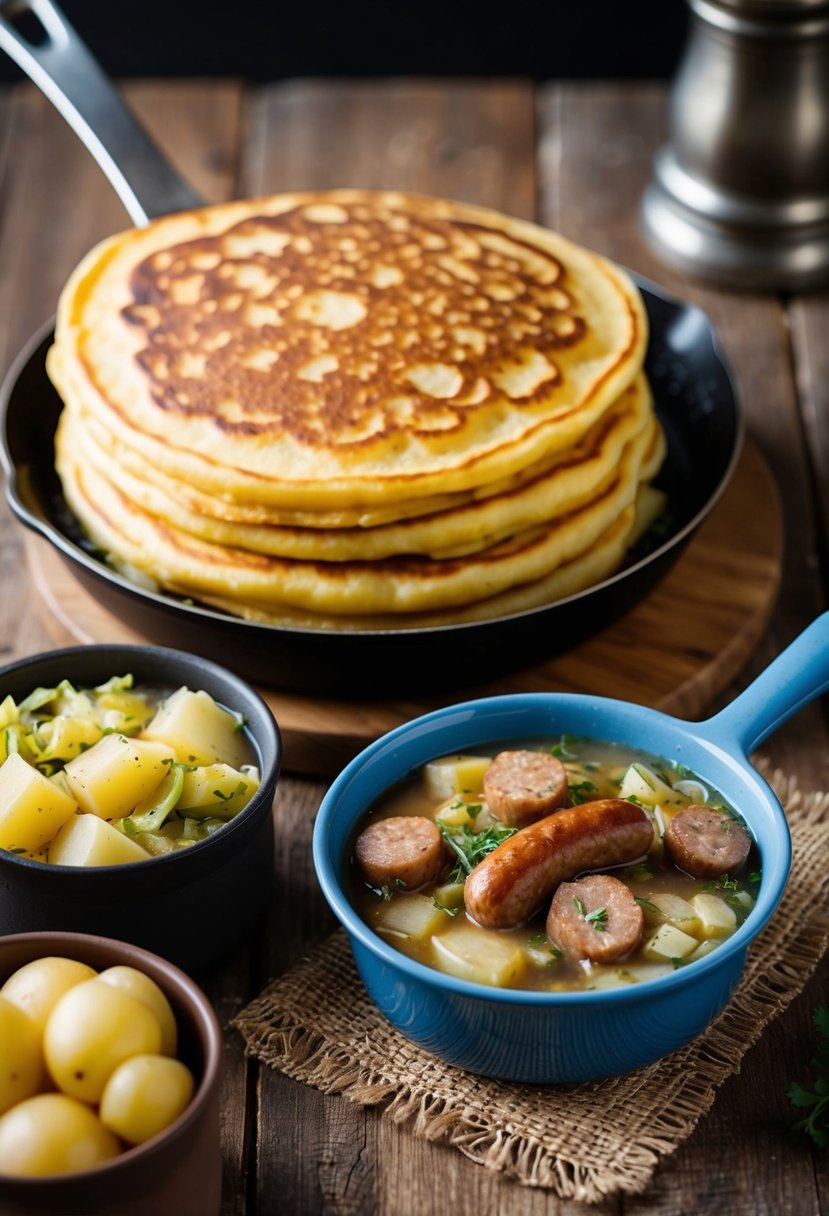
left=550, top=735, right=581, bottom=761
left=449, top=798, right=482, bottom=818
left=568, top=780, right=598, bottom=806
left=573, top=896, right=608, bottom=931
left=212, top=782, right=248, bottom=802
left=700, top=875, right=739, bottom=893
left=438, top=821, right=516, bottom=881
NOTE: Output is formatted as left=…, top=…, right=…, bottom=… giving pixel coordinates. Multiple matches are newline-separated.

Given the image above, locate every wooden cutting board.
left=27, top=439, right=782, bottom=775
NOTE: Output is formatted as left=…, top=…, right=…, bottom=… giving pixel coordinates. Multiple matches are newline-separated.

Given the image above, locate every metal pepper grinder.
left=641, top=0, right=829, bottom=291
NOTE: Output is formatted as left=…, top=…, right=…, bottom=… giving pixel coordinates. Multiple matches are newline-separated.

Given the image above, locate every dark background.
left=0, top=1, right=689, bottom=82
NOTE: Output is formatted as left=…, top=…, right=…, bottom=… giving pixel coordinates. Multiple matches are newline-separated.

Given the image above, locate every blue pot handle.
left=696, top=612, right=829, bottom=756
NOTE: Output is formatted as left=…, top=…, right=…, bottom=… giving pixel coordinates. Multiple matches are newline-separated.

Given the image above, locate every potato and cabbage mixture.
left=0, top=675, right=259, bottom=865
left=0, top=955, right=195, bottom=1176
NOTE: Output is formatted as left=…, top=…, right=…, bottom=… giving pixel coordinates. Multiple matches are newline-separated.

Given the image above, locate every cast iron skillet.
left=0, top=0, right=742, bottom=697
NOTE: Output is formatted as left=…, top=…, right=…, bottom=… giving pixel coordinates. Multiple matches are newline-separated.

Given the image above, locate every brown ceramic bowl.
left=0, top=931, right=223, bottom=1216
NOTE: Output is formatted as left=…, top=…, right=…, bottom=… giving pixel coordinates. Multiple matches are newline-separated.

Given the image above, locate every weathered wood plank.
left=536, top=81, right=828, bottom=1216
left=240, top=78, right=535, bottom=218
left=790, top=294, right=829, bottom=569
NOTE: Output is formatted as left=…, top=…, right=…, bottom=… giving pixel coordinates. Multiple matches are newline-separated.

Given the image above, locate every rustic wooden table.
left=0, top=76, right=828, bottom=1215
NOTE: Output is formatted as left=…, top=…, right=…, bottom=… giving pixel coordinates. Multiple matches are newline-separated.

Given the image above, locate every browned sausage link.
left=547, top=874, right=644, bottom=965
left=664, top=804, right=751, bottom=880
left=464, top=798, right=653, bottom=930
left=354, top=816, right=446, bottom=891
left=483, top=750, right=569, bottom=826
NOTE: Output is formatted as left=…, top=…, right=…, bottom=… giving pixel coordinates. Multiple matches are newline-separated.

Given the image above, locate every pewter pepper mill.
left=641, top=0, right=829, bottom=291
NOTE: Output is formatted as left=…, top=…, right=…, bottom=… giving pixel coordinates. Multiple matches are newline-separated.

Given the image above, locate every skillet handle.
left=0, top=0, right=204, bottom=224
left=697, top=611, right=829, bottom=756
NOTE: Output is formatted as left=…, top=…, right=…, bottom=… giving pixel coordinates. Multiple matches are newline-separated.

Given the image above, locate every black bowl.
left=0, top=281, right=741, bottom=697
left=0, top=645, right=281, bottom=974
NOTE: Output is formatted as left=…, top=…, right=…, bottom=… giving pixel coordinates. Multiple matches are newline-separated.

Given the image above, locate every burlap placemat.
left=234, top=773, right=829, bottom=1203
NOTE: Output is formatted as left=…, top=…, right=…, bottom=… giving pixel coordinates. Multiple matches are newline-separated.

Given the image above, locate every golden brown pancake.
left=56, top=417, right=664, bottom=616
left=48, top=190, right=648, bottom=510
left=59, top=377, right=656, bottom=562
left=49, top=190, right=665, bottom=629
left=67, top=374, right=650, bottom=531
left=194, top=508, right=641, bottom=630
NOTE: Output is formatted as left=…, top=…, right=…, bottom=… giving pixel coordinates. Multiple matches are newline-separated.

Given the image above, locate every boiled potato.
left=0, top=995, right=44, bottom=1114
left=0, top=694, right=18, bottom=731
left=48, top=813, right=150, bottom=867
left=692, top=892, right=738, bottom=938
left=100, top=1054, right=194, bottom=1145
left=0, top=1093, right=120, bottom=1176
left=647, top=893, right=699, bottom=935
left=431, top=881, right=466, bottom=911
left=44, top=979, right=162, bottom=1103
left=435, top=797, right=479, bottom=829
left=431, top=920, right=525, bottom=987
left=0, top=957, right=96, bottom=1035
left=97, top=966, right=177, bottom=1056
left=374, top=894, right=447, bottom=942
left=423, top=754, right=491, bottom=800
left=64, top=734, right=175, bottom=819
left=643, top=923, right=700, bottom=962
left=29, top=715, right=103, bottom=763
left=619, top=763, right=685, bottom=808
left=177, top=763, right=259, bottom=820
left=141, top=687, right=251, bottom=770
left=94, top=688, right=158, bottom=734
left=587, top=963, right=675, bottom=989
left=0, top=753, right=79, bottom=853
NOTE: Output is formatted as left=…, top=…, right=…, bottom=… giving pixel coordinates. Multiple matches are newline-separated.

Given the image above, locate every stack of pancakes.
left=48, top=190, right=665, bottom=630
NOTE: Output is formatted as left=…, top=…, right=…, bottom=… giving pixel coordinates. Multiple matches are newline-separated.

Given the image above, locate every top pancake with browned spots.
left=48, top=191, right=648, bottom=511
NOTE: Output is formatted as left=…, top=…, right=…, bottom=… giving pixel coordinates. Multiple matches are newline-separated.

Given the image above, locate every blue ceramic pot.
left=0, top=645, right=281, bottom=974
left=314, top=614, right=829, bottom=1083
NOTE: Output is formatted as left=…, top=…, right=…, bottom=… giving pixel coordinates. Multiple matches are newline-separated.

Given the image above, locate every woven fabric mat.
left=234, top=772, right=829, bottom=1203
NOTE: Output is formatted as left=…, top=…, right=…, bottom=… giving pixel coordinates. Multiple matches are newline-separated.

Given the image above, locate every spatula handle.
left=0, top=0, right=204, bottom=224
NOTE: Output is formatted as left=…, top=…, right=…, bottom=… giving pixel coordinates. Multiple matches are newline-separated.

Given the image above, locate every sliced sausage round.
left=464, top=798, right=653, bottom=930
left=664, top=804, right=751, bottom=879
left=483, top=750, right=568, bottom=826
left=547, top=874, right=644, bottom=965
left=354, top=816, right=446, bottom=891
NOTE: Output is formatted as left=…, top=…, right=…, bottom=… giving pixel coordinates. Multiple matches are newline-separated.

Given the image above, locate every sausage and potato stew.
left=350, top=737, right=760, bottom=992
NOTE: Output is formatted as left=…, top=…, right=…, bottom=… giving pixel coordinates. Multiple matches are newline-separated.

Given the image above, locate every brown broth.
left=349, top=736, right=760, bottom=992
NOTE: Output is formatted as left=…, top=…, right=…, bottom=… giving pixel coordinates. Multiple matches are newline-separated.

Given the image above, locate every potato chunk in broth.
left=350, top=737, right=760, bottom=992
